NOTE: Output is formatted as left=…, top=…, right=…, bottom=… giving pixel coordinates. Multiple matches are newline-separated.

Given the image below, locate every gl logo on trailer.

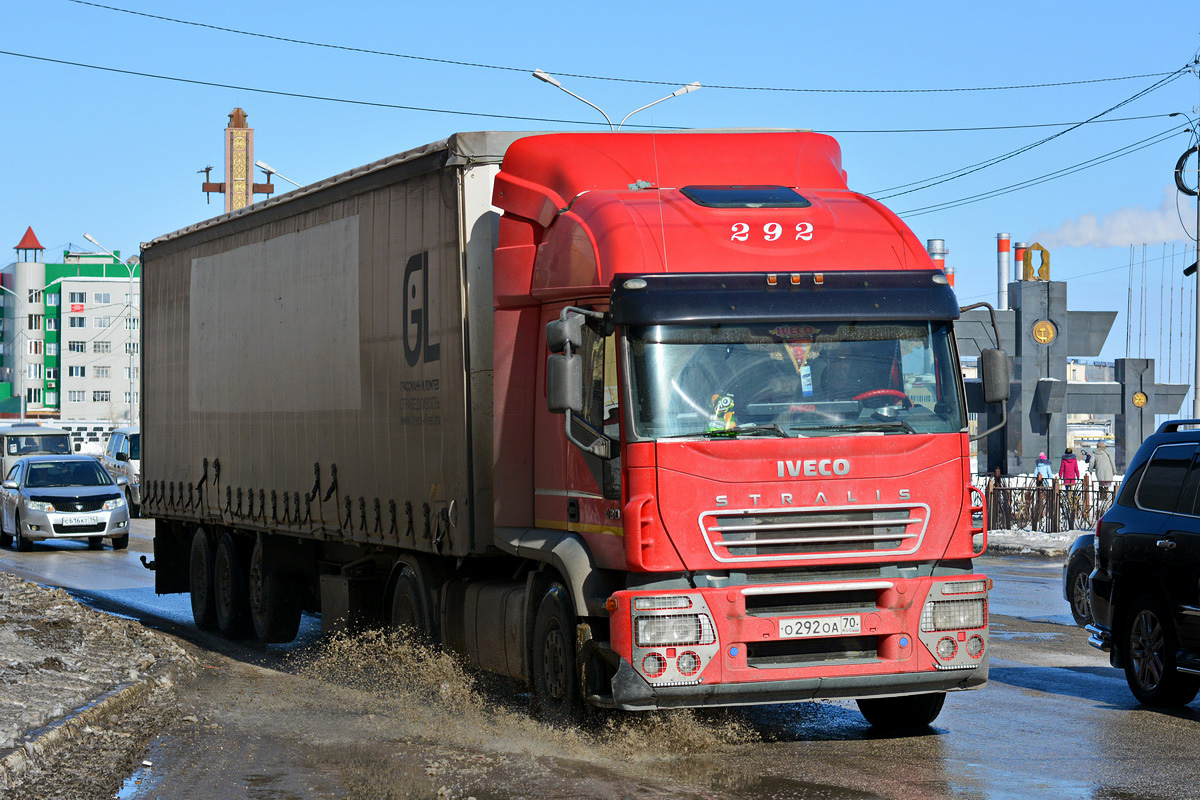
left=403, top=252, right=441, bottom=367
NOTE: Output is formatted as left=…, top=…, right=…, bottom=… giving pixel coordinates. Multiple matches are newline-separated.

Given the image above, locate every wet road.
left=4, top=530, right=1199, bottom=799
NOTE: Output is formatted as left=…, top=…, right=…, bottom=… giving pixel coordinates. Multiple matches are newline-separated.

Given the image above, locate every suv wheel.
left=1066, top=559, right=1092, bottom=627
left=1124, top=593, right=1200, bottom=707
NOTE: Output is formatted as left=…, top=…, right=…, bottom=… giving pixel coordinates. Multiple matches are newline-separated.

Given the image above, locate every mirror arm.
left=961, top=301, right=1009, bottom=443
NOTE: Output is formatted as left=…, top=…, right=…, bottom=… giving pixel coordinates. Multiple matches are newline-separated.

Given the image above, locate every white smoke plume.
left=1032, top=186, right=1196, bottom=248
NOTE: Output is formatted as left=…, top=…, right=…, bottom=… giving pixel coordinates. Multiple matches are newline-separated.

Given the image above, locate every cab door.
left=1, top=462, right=23, bottom=534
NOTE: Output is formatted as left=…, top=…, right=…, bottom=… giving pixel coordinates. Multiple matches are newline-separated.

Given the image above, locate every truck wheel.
left=15, top=514, right=32, bottom=552
left=112, top=533, right=129, bottom=550
left=248, top=536, right=301, bottom=643
left=189, top=529, right=218, bottom=631
left=531, top=582, right=580, bottom=725
left=214, top=532, right=252, bottom=638
left=389, top=565, right=433, bottom=642
left=856, top=692, right=946, bottom=730
left=1123, top=593, right=1200, bottom=707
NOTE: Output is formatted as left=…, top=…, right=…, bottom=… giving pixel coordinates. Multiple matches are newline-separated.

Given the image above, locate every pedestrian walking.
left=1059, top=447, right=1080, bottom=485
left=1090, top=440, right=1116, bottom=500
left=1034, top=452, right=1052, bottom=483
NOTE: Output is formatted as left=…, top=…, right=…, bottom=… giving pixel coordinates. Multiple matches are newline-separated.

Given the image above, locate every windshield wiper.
left=790, top=420, right=916, bottom=435
left=662, top=424, right=790, bottom=439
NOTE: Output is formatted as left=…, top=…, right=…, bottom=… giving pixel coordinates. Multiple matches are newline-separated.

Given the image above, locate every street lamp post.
left=83, top=234, right=138, bottom=425
left=1168, top=113, right=1200, bottom=418
left=532, top=69, right=701, bottom=131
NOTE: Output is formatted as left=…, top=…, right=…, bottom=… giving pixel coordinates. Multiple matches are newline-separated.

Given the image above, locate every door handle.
left=1157, top=538, right=1178, bottom=551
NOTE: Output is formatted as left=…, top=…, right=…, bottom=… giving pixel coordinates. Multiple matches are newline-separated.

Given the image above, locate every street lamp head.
left=673, top=82, right=702, bottom=97
left=533, top=69, right=562, bottom=88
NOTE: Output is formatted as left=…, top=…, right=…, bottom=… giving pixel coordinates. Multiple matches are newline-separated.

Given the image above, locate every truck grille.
left=746, top=636, right=877, bottom=668
left=699, top=504, right=928, bottom=563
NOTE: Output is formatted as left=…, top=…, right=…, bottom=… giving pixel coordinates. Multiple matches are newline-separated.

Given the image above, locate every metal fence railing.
left=981, top=473, right=1119, bottom=534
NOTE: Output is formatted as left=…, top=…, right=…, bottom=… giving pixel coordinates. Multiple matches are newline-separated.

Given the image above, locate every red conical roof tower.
left=14, top=227, right=44, bottom=262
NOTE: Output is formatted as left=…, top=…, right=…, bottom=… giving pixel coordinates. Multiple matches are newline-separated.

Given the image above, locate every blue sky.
left=3, top=1, right=1198, bottom=372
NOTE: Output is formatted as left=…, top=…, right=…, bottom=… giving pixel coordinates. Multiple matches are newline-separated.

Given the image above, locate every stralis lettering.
left=777, top=458, right=850, bottom=478
left=716, top=488, right=911, bottom=507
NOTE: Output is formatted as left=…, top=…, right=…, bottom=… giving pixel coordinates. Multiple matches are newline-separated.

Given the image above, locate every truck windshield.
left=625, top=320, right=965, bottom=439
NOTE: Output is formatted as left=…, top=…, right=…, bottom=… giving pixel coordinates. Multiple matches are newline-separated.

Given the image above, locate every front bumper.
left=602, top=658, right=987, bottom=710
left=20, top=507, right=131, bottom=542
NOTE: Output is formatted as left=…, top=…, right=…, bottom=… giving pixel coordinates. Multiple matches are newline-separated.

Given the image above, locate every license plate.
left=779, top=614, right=862, bottom=639
left=58, top=514, right=99, bottom=527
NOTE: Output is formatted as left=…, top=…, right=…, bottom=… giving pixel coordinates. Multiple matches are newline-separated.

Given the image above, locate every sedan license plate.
left=779, top=614, right=862, bottom=639
left=58, top=514, right=99, bottom=527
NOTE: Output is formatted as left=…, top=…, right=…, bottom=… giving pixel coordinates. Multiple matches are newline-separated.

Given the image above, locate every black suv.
left=1089, top=419, right=1200, bottom=706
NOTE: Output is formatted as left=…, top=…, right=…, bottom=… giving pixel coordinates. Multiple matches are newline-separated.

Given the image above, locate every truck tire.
left=248, top=536, right=301, bottom=643
left=856, top=692, right=946, bottom=730
left=531, top=582, right=580, bottom=724
left=190, top=529, right=218, bottom=630
left=389, top=565, right=433, bottom=642
left=214, top=531, right=252, bottom=638
left=1123, top=593, right=1200, bottom=707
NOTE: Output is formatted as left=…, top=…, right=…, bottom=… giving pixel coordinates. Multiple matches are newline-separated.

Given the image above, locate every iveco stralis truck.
left=140, top=131, right=1009, bottom=728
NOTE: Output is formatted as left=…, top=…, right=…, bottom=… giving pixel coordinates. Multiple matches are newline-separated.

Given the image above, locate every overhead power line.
left=2, top=49, right=1181, bottom=138
left=871, top=63, right=1194, bottom=199
left=895, top=123, right=1190, bottom=217
left=66, top=0, right=1178, bottom=95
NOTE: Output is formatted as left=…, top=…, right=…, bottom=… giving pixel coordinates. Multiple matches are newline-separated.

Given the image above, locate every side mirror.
left=980, top=348, right=1010, bottom=405
left=115, top=452, right=129, bottom=463
left=1, top=480, right=16, bottom=490
left=546, top=353, right=583, bottom=414
left=116, top=476, right=129, bottom=487
left=546, top=313, right=587, bottom=354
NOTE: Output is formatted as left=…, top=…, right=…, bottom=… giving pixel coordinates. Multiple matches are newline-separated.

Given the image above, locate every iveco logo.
left=777, top=459, right=851, bottom=478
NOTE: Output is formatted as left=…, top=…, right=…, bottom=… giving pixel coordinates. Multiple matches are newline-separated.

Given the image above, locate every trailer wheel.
left=248, top=536, right=301, bottom=643
left=389, top=565, right=433, bottom=642
left=214, top=531, right=251, bottom=638
left=856, top=692, right=946, bottom=730
left=189, top=528, right=218, bottom=631
left=531, top=582, right=580, bottom=724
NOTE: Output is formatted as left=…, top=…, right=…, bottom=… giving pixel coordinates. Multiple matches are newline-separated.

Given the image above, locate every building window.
left=69, top=292, right=86, bottom=304
left=68, top=341, right=85, bottom=353
left=45, top=294, right=59, bottom=307
left=125, top=342, right=139, bottom=354
left=27, top=289, right=41, bottom=303
left=26, top=364, right=42, bottom=380
left=26, top=341, right=42, bottom=356
left=45, top=317, right=58, bottom=331
left=68, top=366, right=86, bottom=378
left=95, top=367, right=111, bottom=379
left=68, top=391, right=85, bottom=403
left=93, top=341, right=111, bottom=354
left=69, top=317, right=86, bottom=328
left=94, top=292, right=111, bottom=304
left=124, top=391, right=139, bottom=404
left=125, top=293, right=139, bottom=306
left=46, top=343, right=56, bottom=356
left=45, top=391, right=57, bottom=406
left=26, top=388, right=41, bottom=404
left=93, top=391, right=111, bottom=402
left=94, top=316, right=111, bottom=328
left=126, top=317, right=139, bottom=330
left=123, top=367, right=139, bottom=380
left=27, top=314, right=42, bottom=330
left=46, top=368, right=58, bottom=380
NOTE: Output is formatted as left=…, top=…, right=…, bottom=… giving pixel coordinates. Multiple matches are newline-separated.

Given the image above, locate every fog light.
left=942, top=580, right=988, bottom=595
left=642, top=652, right=667, bottom=678
left=677, top=651, right=701, bottom=676
left=936, top=637, right=958, bottom=659
left=921, top=598, right=987, bottom=632
left=966, top=635, right=985, bottom=658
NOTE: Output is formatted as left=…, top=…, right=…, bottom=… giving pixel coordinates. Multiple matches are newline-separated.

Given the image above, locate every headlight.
left=102, top=496, right=127, bottom=510
left=634, top=614, right=716, bottom=647
left=27, top=500, right=55, bottom=512
left=921, top=598, right=987, bottom=631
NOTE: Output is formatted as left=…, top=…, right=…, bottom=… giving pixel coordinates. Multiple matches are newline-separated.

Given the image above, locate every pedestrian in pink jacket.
left=1059, top=448, right=1080, bottom=485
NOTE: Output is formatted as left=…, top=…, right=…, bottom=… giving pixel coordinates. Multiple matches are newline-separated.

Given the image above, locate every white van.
left=0, top=424, right=73, bottom=478
left=101, top=425, right=141, bottom=517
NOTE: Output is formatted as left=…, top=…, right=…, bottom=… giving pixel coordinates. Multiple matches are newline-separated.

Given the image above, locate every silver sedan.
left=0, top=455, right=131, bottom=551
